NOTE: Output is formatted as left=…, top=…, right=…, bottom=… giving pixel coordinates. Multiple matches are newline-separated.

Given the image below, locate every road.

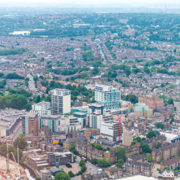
left=27, top=74, right=36, bottom=92
left=86, top=161, right=99, bottom=174
left=97, top=41, right=106, bottom=62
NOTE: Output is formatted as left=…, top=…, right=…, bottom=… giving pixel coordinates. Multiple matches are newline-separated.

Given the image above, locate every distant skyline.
left=1, top=0, right=180, bottom=8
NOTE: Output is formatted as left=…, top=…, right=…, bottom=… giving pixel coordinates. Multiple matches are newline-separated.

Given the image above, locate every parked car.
left=66, top=163, right=72, bottom=168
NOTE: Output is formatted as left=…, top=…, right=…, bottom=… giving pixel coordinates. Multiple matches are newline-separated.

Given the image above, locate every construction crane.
left=6, top=142, right=9, bottom=173
left=116, top=112, right=123, bottom=142
left=115, top=96, right=130, bottom=142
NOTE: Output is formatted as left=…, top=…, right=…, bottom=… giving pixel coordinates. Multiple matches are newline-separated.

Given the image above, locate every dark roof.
left=65, top=136, right=87, bottom=143
left=162, top=158, right=180, bottom=166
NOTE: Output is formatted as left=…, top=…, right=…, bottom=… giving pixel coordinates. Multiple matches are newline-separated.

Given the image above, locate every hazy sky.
left=1, top=0, right=180, bottom=7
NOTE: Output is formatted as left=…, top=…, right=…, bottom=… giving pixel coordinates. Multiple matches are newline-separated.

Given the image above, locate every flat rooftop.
left=51, top=88, right=70, bottom=96
left=95, top=84, right=120, bottom=92
left=0, top=109, right=26, bottom=129
left=119, top=175, right=156, bottom=180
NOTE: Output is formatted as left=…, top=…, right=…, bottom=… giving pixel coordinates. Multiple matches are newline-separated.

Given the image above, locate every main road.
left=27, top=74, right=36, bottom=92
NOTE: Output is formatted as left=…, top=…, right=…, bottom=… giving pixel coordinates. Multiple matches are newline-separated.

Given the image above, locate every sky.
left=0, top=0, right=180, bottom=8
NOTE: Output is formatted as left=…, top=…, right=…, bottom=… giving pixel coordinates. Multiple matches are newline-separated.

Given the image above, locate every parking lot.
left=60, top=163, right=81, bottom=174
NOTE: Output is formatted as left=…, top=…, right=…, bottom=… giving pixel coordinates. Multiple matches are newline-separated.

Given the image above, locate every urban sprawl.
left=0, top=10, right=179, bottom=180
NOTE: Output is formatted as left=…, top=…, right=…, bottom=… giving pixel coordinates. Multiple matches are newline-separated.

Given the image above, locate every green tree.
left=5, top=73, right=24, bottom=79
left=0, top=73, right=4, bottom=77
left=11, top=95, right=28, bottom=110
left=146, top=130, right=160, bottom=139
left=156, top=142, right=162, bottom=149
left=55, top=172, right=70, bottom=180
left=141, top=143, right=152, bottom=153
left=131, top=137, right=146, bottom=146
left=68, top=171, right=74, bottom=177
left=126, top=94, right=138, bottom=104
left=146, top=153, right=151, bottom=162
left=132, top=65, right=141, bottom=74
left=90, top=143, right=105, bottom=151
left=116, top=159, right=124, bottom=168
left=116, top=147, right=126, bottom=162
left=167, top=98, right=174, bottom=105
left=69, top=145, right=79, bottom=155
left=170, top=115, right=174, bottom=124
left=91, top=158, right=98, bottom=165
left=97, top=159, right=110, bottom=167
left=25, top=78, right=29, bottom=87
left=13, top=134, right=27, bottom=150
left=155, top=122, right=165, bottom=129
left=144, top=66, right=151, bottom=74
left=0, top=48, right=26, bottom=56
left=80, top=165, right=87, bottom=173
left=0, top=80, right=6, bottom=89
left=0, top=144, right=23, bottom=163
left=92, top=67, right=99, bottom=75
left=0, top=94, right=30, bottom=110
left=33, top=95, right=41, bottom=103
left=9, top=88, right=32, bottom=97
left=79, top=160, right=85, bottom=167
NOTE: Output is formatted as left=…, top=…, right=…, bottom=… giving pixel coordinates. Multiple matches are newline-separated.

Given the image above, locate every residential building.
left=68, top=116, right=82, bottom=133
left=76, top=141, right=117, bottom=164
left=122, top=127, right=133, bottom=146
left=134, top=103, right=153, bottom=118
left=105, top=166, right=123, bottom=179
left=51, top=88, right=71, bottom=115
left=24, top=112, right=39, bottom=136
left=95, top=85, right=121, bottom=109
left=151, top=142, right=179, bottom=162
left=174, top=101, right=180, bottom=115
left=139, top=95, right=164, bottom=109
left=89, top=114, right=103, bottom=129
left=31, top=101, right=51, bottom=116
left=82, top=172, right=109, bottom=180
left=125, top=160, right=152, bottom=176
left=160, top=158, right=180, bottom=171
left=100, top=121, right=120, bottom=141
left=48, top=152, right=73, bottom=166
left=39, top=115, right=60, bottom=133
left=88, top=103, right=104, bottom=115
left=73, top=112, right=87, bottom=127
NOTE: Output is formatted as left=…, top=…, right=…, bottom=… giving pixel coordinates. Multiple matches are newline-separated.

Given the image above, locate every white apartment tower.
left=31, top=101, right=51, bottom=116
left=95, top=85, right=121, bottom=109
left=51, top=88, right=71, bottom=115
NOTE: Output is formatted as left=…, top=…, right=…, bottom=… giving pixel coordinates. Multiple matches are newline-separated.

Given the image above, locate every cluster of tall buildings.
left=0, top=85, right=145, bottom=145
left=32, top=88, right=71, bottom=116
left=1, top=85, right=155, bottom=146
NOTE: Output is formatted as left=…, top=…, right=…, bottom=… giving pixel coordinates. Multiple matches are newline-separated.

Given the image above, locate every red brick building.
left=139, top=95, right=164, bottom=109
left=25, top=113, right=39, bottom=136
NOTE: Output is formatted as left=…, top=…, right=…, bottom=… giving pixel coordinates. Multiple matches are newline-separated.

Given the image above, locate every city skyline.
left=1, top=0, right=180, bottom=8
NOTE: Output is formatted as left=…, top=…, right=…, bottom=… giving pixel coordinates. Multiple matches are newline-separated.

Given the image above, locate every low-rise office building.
left=48, top=152, right=73, bottom=166
left=39, top=115, right=60, bottom=133
left=100, top=121, right=120, bottom=142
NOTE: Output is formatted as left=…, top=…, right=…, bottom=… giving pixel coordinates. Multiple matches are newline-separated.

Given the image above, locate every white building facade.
left=31, top=101, right=51, bottom=116
left=51, top=88, right=71, bottom=115
left=95, top=85, right=121, bottom=109
left=100, top=121, right=119, bottom=141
